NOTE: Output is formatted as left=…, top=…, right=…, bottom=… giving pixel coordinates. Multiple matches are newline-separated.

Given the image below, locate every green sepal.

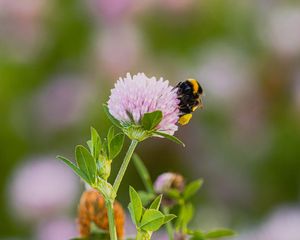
left=141, top=110, right=163, bottom=130
left=153, top=131, right=185, bottom=147
left=103, top=104, right=123, bottom=129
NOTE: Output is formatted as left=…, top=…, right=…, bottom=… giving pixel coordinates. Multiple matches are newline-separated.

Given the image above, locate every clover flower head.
left=108, top=73, right=180, bottom=135
left=154, top=172, right=185, bottom=194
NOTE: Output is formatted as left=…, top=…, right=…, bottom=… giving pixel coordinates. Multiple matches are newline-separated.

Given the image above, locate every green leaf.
left=87, top=140, right=93, bottom=153
left=103, top=104, right=122, bottom=128
left=183, top=179, right=203, bottom=200
left=133, top=154, right=154, bottom=193
left=138, top=191, right=155, bottom=206
left=190, top=236, right=205, bottom=240
left=166, top=189, right=181, bottom=199
left=91, top=127, right=102, bottom=160
left=190, top=230, right=205, bottom=240
left=141, top=111, right=163, bottom=130
left=106, top=126, right=114, bottom=158
left=163, top=214, right=177, bottom=224
left=76, top=145, right=97, bottom=184
left=56, top=155, right=90, bottom=183
left=154, top=131, right=185, bottom=147
left=129, top=186, right=143, bottom=224
left=107, top=126, right=115, bottom=144
left=149, top=195, right=162, bottom=210
left=109, top=133, right=124, bottom=159
left=140, top=209, right=165, bottom=231
left=182, top=203, right=194, bottom=227
left=204, top=229, right=236, bottom=239
left=128, top=203, right=137, bottom=226
left=176, top=203, right=194, bottom=231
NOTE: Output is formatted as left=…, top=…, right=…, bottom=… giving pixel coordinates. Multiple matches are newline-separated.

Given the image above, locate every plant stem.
left=136, top=230, right=150, bottom=240
left=106, top=200, right=118, bottom=240
left=163, top=207, right=174, bottom=240
left=113, top=139, right=139, bottom=193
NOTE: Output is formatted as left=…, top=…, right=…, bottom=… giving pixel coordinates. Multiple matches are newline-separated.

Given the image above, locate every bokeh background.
left=1, top=0, right=300, bottom=239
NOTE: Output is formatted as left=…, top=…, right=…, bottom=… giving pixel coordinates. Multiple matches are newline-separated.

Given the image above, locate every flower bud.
left=154, top=172, right=185, bottom=207
left=154, top=172, right=185, bottom=194
left=98, top=155, right=112, bottom=181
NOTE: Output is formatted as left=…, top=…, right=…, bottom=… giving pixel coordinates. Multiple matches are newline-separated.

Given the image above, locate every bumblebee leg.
left=178, top=114, right=193, bottom=125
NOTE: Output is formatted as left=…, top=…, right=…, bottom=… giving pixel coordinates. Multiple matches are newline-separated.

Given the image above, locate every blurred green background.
left=1, top=0, right=300, bottom=239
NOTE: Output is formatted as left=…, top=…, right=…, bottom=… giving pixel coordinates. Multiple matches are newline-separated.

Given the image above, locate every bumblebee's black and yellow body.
left=176, top=79, right=203, bottom=125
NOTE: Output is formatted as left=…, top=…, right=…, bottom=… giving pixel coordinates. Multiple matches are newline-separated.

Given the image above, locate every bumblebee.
left=176, top=78, right=203, bottom=125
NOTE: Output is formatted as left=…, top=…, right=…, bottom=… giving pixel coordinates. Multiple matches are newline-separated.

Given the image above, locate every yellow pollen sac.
left=187, top=79, right=199, bottom=94
left=178, top=114, right=193, bottom=125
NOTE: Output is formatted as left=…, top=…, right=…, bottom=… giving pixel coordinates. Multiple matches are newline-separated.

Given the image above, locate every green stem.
left=106, top=200, right=118, bottom=240
left=113, top=139, right=139, bottom=193
left=163, top=207, right=174, bottom=240
left=136, top=230, right=151, bottom=240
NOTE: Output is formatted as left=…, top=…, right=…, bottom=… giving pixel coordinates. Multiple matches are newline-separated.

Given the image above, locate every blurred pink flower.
left=8, top=157, right=79, bottom=221
left=33, top=75, right=93, bottom=133
left=257, top=207, right=300, bottom=240
left=108, top=73, right=179, bottom=135
left=262, top=6, right=300, bottom=58
left=151, top=231, right=169, bottom=240
left=238, top=207, right=300, bottom=240
left=35, top=218, right=77, bottom=240
left=0, top=0, right=48, bottom=60
left=94, top=24, right=142, bottom=77
left=154, top=172, right=185, bottom=194
left=86, top=0, right=132, bottom=24
left=130, top=0, right=156, bottom=16
left=195, top=45, right=254, bottom=107
left=159, top=0, right=196, bottom=13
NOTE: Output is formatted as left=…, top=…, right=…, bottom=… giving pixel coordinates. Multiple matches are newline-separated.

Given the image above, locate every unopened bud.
left=98, top=155, right=112, bottom=180
left=154, top=172, right=185, bottom=194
